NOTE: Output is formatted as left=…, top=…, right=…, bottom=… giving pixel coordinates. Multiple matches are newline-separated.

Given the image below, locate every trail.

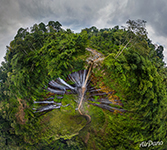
left=85, top=47, right=104, bottom=63
left=77, top=47, right=104, bottom=124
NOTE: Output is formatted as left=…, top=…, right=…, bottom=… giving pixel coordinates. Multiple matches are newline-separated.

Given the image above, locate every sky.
left=0, top=0, right=167, bottom=64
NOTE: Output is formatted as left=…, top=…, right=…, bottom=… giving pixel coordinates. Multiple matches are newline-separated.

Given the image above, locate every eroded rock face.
left=15, top=98, right=27, bottom=124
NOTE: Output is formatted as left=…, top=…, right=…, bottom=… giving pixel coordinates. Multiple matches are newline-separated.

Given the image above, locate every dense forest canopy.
left=0, top=20, right=167, bottom=150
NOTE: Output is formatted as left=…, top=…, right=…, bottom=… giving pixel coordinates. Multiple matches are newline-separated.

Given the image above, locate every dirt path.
left=15, top=98, right=27, bottom=124
left=85, top=47, right=104, bottom=63
left=77, top=48, right=105, bottom=124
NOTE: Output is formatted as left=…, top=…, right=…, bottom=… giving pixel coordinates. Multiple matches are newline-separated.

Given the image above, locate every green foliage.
left=97, top=49, right=167, bottom=149
left=0, top=20, right=167, bottom=149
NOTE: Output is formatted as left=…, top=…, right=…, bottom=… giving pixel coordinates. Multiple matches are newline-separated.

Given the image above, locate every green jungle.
left=0, top=20, right=167, bottom=150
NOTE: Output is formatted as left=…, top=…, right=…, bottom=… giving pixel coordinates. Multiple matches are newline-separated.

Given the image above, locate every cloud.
left=0, top=0, right=111, bottom=63
left=0, top=0, right=167, bottom=64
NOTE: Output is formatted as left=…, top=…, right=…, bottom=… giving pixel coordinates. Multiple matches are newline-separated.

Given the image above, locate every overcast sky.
left=1, top=0, right=167, bottom=64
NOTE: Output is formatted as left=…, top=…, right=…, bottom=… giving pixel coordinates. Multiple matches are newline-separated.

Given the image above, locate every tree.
left=156, top=45, right=164, bottom=60
left=47, top=21, right=62, bottom=32
left=39, top=22, right=47, bottom=33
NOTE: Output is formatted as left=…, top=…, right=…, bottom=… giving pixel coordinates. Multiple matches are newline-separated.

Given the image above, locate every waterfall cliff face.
left=33, top=48, right=125, bottom=120
left=33, top=69, right=90, bottom=113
